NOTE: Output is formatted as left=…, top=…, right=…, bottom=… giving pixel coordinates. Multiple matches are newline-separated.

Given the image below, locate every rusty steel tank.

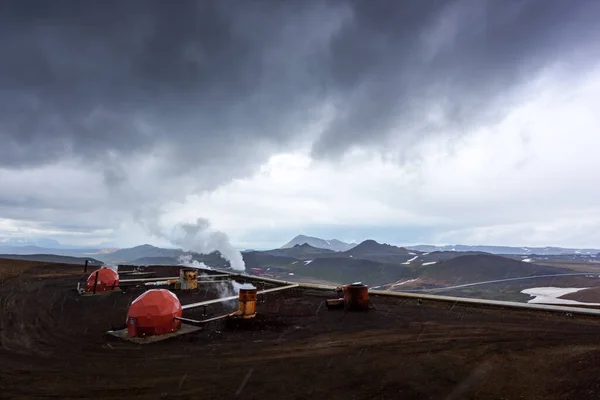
left=343, top=283, right=369, bottom=311
left=237, top=288, right=257, bottom=319
left=179, top=269, right=198, bottom=290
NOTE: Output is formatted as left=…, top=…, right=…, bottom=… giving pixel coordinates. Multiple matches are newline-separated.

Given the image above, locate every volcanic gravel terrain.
left=2, top=259, right=600, bottom=399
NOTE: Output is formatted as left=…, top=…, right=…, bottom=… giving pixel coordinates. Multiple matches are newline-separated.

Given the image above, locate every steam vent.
left=85, top=267, right=119, bottom=292
left=126, top=289, right=183, bottom=337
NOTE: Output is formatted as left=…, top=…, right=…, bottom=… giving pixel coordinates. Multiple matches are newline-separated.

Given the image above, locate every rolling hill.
left=560, top=287, right=600, bottom=303
left=240, top=251, right=298, bottom=270
left=263, top=243, right=336, bottom=259
left=0, top=245, right=103, bottom=257
left=268, top=249, right=557, bottom=288
left=287, top=256, right=413, bottom=286
left=100, top=245, right=228, bottom=267
left=343, top=240, right=416, bottom=263
left=418, top=251, right=491, bottom=263
left=0, top=237, right=62, bottom=248
left=0, top=254, right=103, bottom=265
left=100, top=245, right=182, bottom=263
left=407, top=244, right=600, bottom=256
left=413, top=254, right=570, bottom=287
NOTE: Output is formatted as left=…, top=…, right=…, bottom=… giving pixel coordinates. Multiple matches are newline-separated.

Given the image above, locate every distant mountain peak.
left=293, top=243, right=315, bottom=248
left=354, top=239, right=400, bottom=249
left=282, top=235, right=356, bottom=252
left=134, top=244, right=159, bottom=249
left=358, top=239, right=380, bottom=246
left=347, top=240, right=412, bottom=256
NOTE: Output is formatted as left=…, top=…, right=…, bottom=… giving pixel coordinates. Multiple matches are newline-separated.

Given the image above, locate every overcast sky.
left=2, top=0, right=600, bottom=250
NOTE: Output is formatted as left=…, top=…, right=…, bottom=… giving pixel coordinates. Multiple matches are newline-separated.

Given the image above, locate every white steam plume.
left=215, top=280, right=256, bottom=300
left=177, top=254, right=210, bottom=269
left=232, top=281, right=256, bottom=292
left=179, top=253, right=254, bottom=299
left=106, top=264, right=119, bottom=272
left=178, top=253, right=255, bottom=301
left=172, top=218, right=245, bottom=271
left=146, top=217, right=245, bottom=271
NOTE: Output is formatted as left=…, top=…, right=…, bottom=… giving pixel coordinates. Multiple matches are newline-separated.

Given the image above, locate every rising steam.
left=151, top=217, right=245, bottom=271
left=177, top=254, right=210, bottom=269
left=178, top=254, right=254, bottom=301
left=172, top=218, right=245, bottom=271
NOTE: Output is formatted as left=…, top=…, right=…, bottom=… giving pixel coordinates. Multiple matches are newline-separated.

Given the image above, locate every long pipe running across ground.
left=181, top=284, right=299, bottom=310
left=120, top=274, right=230, bottom=283
left=192, top=267, right=600, bottom=318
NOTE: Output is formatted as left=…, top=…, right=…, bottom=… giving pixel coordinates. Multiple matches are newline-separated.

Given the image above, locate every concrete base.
left=106, top=323, right=202, bottom=344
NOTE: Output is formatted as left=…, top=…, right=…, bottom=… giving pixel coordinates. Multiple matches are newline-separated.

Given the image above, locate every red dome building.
left=85, top=267, right=119, bottom=292
left=126, top=289, right=182, bottom=337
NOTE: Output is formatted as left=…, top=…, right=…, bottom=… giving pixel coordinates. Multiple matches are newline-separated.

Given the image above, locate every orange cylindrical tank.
left=343, top=283, right=369, bottom=311
left=238, top=288, right=257, bottom=319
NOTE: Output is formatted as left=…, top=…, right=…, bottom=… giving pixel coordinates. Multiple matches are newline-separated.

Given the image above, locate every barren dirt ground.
left=2, top=260, right=600, bottom=399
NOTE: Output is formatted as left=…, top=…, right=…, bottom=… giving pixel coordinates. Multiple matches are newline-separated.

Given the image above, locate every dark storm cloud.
left=312, top=0, right=600, bottom=157
left=0, top=0, right=340, bottom=172
left=1, top=0, right=600, bottom=170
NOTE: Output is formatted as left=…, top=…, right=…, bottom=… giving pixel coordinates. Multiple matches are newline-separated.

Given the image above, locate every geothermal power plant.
left=78, top=263, right=382, bottom=342
left=72, top=262, right=600, bottom=344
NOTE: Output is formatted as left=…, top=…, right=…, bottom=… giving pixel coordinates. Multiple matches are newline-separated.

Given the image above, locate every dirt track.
left=2, top=260, right=600, bottom=399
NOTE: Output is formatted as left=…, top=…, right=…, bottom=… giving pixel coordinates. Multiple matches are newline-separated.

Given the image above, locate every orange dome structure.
left=85, top=267, right=119, bottom=292
left=126, top=289, right=182, bottom=337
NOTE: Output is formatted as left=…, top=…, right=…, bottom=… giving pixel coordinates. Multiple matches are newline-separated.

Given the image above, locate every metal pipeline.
left=200, top=270, right=600, bottom=318
left=179, top=284, right=300, bottom=325
left=179, top=268, right=600, bottom=318
left=121, top=276, right=179, bottom=283
left=142, top=279, right=230, bottom=287
left=182, top=295, right=239, bottom=310
left=181, top=284, right=299, bottom=310
left=367, top=289, right=600, bottom=317
left=118, top=271, right=156, bottom=277
left=175, top=314, right=232, bottom=325
left=120, top=274, right=230, bottom=283
left=144, top=279, right=179, bottom=287
left=228, top=273, right=336, bottom=291
left=257, top=283, right=300, bottom=294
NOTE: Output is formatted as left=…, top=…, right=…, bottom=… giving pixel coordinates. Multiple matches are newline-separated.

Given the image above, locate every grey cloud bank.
left=1, top=0, right=600, bottom=247
left=3, top=1, right=598, bottom=168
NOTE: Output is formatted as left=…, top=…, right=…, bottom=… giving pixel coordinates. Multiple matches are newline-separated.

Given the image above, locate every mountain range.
left=2, top=235, right=600, bottom=266
left=1, top=235, right=594, bottom=290
left=406, top=244, right=600, bottom=256
left=281, top=235, right=600, bottom=256
left=3, top=235, right=599, bottom=257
